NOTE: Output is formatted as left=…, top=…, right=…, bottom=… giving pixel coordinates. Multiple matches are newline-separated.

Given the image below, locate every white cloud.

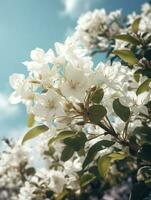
left=63, top=0, right=79, bottom=15
left=61, top=0, right=103, bottom=18
left=0, top=93, right=19, bottom=119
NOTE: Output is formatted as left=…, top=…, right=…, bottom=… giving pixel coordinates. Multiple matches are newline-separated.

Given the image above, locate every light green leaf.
left=83, top=140, right=115, bottom=169
left=91, top=88, right=104, bottom=104
left=109, top=151, right=128, bottom=161
left=22, top=125, right=49, bottom=144
left=115, top=34, right=140, bottom=45
left=88, top=105, right=107, bottom=124
left=136, top=79, right=151, bottom=95
left=113, top=98, right=130, bottom=122
left=48, top=131, right=75, bottom=146
left=113, top=50, right=139, bottom=65
left=27, top=113, right=35, bottom=128
left=98, top=151, right=127, bottom=178
left=98, top=154, right=112, bottom=178
left=132, top=17, right=141, bottom=33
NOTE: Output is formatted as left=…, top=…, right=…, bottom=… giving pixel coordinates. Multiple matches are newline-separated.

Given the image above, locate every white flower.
left=23, top=48, right=50, bottom=73
left=18, top=182, right=36, bottom=200
left=33, top=89, right=63, bottom=121
left=9, top=73, right=34, bottom=106
left=60, top=65, right=91, bottom=101
left=49, top=170, right=66, bottom=194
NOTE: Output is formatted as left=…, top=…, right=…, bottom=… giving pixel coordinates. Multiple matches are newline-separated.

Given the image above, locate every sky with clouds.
left=0, top=0, right=148, bottom=140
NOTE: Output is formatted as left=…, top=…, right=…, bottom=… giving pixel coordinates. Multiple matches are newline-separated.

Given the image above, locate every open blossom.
left=74, top=9, right=122, bottom=51
left=127, top=2, right=151, bottom=32
left=60, top=65, right=92, bottom=101
left=33, top=89, right=63, bottom=122
left=9, top=73, right=34, bottom=105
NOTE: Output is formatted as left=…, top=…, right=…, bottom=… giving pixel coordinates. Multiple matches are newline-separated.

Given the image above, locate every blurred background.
left=0, top=0, right=147, bottom=139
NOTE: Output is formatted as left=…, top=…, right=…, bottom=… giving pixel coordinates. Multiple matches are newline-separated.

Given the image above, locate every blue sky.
left=0, top=0, right=147, bottom=139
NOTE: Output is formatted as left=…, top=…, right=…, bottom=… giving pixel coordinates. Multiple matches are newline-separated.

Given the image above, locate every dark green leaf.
left=22, top=125, right=49, bottom=144
left=80, top=173, right=95, bottom=187
left=64, top=132, right=87, bottom=151
left=138, top=143, right=151, bottom=162
left=91, top=88, right=104, bottom=104
left=88, top=105, right=107, bottom=124
left=136, top=79, right=151, bottom=95
left=113, top=50, right=139, bottom=65
left=113, top=98, right=130, bottom=122
left=83, top=140, right=115, bottom=169
left=25, top=167, right=36, bottom=176
left=115, top=34, right=140, bottom=45
left=61, top=146, right=74, bottom=162
left=129, top=182, right=150, bottom=200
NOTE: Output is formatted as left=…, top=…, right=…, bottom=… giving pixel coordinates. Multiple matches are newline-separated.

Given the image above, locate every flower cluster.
left=74, top=9, right=122, bottom=53
left=1, top=2, right=151, bottom=200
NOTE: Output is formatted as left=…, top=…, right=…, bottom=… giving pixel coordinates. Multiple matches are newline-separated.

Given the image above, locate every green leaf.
left=98, top=151, right=127, bottom=178
left=64, top=132, right=87, bottom=151
left=113, top=98, right=130, bottom=122
left=98, top=154, right=112, bottom=178
left=136, top=79, right=151, bottom=95
left=113, top=50, right=139, bottom=65
left=80, top=173, right=95, bottom=188
left=115, top=34, right=140, bottom=45
left=25, top=167, right=36, bottom=176
left=91, top=88, right=104, bottom=104
left=138, top=143, right=151, bottom=162
left=108, top=151, right=127, bottom=161
left=132, top=17, right=141, bottom=33
left=61, top=146, right=74, bottom=162
left=22, top=125, right=49, bottom=144
left=129, top=182, right=150, bottom=200
left=133, top=70, right=141, bottom=82
left=83, top=140, right=115, bottom=169
left=27, top=113, right=35, bottom=128
left=48, top=131, right=75, bottom=146
left=88, top=105, right=107, bottom=124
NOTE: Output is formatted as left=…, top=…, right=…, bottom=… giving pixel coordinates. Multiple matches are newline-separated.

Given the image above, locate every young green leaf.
left=113, top=50, right=139, bottom=65
left=98, top=154, right=112, bottom=178
left=98, top=151, right=127, bottom=178
left=91, top=88, right=104, bottom=104
left=27, top=113, right=35, bottom=128
left=132, top=17, right=141, bottom=33
left=83, top=140, right=115, bottom=169
left=88, top=105, right=107, bottom=124
left=115, top=34, right=140, bottom=45
left=22, top=125, right=49, bottom=144
left=113, top=98, right=130, bottom=122
left=48, top=131, right=75, bottom=146
left=136, top=79, right=151, bottom=95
